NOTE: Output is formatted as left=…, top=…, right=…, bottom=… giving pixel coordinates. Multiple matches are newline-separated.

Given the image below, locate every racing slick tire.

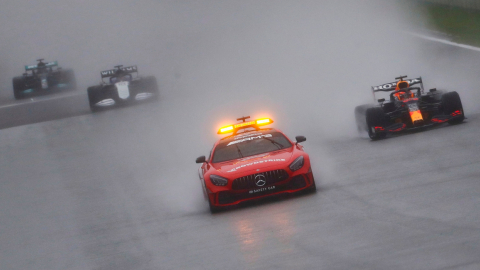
left=441, top=91, right=464, bottom=124
left=366, top=107, right=387, bottom=140
left=142, top=75, right=159, bottom=100
left=62, top=69, right=77, bottom=90
left=87, top=86, right=105, bottom=112
left=305, top=179, right=317, bottom=194
left=12, top=77, right=26, bottom=100
left=208, top=199, right=221, bottom=214
left=355, top=104, right=372, bottom=133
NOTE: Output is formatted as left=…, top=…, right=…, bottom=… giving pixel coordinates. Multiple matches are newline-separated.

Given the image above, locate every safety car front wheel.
left=208, top=198, right=221, bottom=214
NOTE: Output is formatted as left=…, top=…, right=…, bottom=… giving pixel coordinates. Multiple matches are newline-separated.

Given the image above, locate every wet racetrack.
left=2, top=0, right=480, bottom=268
left=1, top=36, right=480, bottom=270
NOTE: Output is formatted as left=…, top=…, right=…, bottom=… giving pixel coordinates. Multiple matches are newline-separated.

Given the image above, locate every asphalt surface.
left=1, top=40, right=480, bottom=270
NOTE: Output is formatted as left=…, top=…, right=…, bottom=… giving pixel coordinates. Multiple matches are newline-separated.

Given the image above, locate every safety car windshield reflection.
left=212, top=131, right=292, bottom=163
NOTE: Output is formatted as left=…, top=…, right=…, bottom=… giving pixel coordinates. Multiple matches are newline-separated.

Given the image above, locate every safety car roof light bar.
left=217, top=117, right=274, bottom=134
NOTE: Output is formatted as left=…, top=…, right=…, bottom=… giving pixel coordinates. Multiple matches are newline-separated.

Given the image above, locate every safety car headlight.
left=289, top=156, right=304, bottom=172
left=209, top=175, right=228, bottom=186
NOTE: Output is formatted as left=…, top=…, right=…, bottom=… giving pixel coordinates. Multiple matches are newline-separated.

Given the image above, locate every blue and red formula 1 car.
left=355, top=76, right=465, bottom=140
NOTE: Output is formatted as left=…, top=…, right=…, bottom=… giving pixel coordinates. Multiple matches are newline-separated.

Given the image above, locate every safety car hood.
left=211, top=148, right=294, bottom=174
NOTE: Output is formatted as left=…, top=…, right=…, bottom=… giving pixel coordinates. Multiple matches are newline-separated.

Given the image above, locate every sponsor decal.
left=122, top=66, right=137, bottom=72
left=44, top=61, right=58, bottom=67
left=236, top=153, right=269, bottom=163
left=249, top=185, right=276, bottom=194
left=373, top=78, right=421, bottom=91
left=227, top=159, right=286, bottom=172
left=233, top=132, right=262, bottom=139
left=101, top=70, right=116, bottom=76
left=227, top=134, right=272, bottom=146
left=101, top=66, right=137, bottom=77
left=25, top=61, right=57, bottom=70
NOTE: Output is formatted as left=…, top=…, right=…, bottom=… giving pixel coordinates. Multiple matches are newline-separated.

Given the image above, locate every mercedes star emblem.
left=255, top=174, right=266, bottom=187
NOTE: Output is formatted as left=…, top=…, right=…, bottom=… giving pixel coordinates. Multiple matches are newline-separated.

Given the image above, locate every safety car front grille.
left=218, top=185, right=289, bottom=205
left=232, top=169, right=289, bottom=190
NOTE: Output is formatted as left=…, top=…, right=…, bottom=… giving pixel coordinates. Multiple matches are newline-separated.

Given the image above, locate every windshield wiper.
left=263, top=137, right=284, bottom=149
left=235, top=144, right=244, bottom=158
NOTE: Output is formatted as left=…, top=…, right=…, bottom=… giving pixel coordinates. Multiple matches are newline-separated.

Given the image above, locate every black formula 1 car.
left=12, top=59, right=76, bottom=99
left=87, top=65, right=158, bottom=111
left=355, top=76, right=465, bottom=140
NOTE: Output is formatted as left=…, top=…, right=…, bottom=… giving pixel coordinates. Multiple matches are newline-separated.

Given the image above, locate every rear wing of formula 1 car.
left=100, top=65, right=138, bottom=78
left=25, top=61, right=58, bottom=71
left=371, top=76, right=424, bottom=102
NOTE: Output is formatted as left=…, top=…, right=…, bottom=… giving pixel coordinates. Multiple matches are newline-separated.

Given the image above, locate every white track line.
left=408, top=32, right=480, bottom=52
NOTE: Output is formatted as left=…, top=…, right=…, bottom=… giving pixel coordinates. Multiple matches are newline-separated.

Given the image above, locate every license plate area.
left=218, top=185, right=287, bottom=205
left=249, top=185, right=276, bottom=195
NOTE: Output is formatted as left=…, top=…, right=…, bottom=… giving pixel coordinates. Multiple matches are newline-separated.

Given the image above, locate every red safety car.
left=196, top=116, right=316, bottom=213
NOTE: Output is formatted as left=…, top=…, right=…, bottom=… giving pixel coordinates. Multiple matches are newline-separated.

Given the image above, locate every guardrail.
left=421, top=0, right=480, bottom=10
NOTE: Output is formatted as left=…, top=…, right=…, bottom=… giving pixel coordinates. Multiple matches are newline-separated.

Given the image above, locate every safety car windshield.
left=212, top=130, right=292, bottom=163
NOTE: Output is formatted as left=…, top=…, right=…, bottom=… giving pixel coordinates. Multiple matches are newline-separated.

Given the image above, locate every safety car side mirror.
left=378, top=98, right=385, bottom=103
left=295, top=136, right=306, bottom=144
left=429, top=88, right=437, bottom=92
left=196, top=156, right=206, bottom=163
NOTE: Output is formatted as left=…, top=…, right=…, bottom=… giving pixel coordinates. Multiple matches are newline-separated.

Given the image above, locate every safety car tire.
left=208, top=199, right=221, bottom=214
left=366, top=107, right=387, bottom=140
left=441, top=91, right=464, bottom=124
left=305, top=179, right=317, bottom=194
